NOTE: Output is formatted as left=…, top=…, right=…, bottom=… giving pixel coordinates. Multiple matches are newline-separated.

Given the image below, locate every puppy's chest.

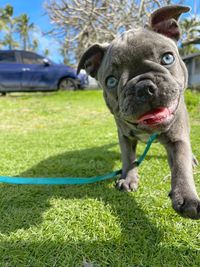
left=130, top=131, right=151, bottom=143
left=128, top=129, right=151, bottom=143
left=116, top=118, right=151, bottom=143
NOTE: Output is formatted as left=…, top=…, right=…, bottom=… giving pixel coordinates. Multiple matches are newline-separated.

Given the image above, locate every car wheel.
left=58, top=78, right=78, bottom=91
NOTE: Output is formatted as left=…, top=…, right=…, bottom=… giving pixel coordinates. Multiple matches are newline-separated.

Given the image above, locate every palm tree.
left=0, top=4, right=18, bottom=49
left=31, top=39, right=39, bottom=52
left=0, top=4, right=13, bottom=27
left=44, top=48, right=50, bottom=57
left=0, top=34, right=19, bottom=49
left=15, top=14, right=35, bottom=50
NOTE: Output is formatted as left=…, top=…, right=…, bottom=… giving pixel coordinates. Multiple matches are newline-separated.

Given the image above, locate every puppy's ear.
left=149, top=5, right=190, bottom=41
left=77, top=44, right=108, bottom=78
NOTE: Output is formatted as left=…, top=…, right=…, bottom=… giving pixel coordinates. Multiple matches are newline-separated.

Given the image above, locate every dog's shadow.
left=0, top=143, right=164, bottom=232
left=0, top=144, right=197, bottom=265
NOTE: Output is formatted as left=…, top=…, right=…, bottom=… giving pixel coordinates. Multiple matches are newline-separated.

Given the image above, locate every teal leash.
left=133, top=132, right=158, bottom=167
left=0, top=133, right=158, bottom=185
left=0, top=169, right=122, bottom=185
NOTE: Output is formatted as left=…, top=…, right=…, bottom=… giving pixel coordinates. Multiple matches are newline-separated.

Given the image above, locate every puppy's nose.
left=135, top=79, right=157, bottom=101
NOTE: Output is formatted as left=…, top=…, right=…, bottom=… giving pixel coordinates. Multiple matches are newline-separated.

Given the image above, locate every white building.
left=182, top=53, right=200, bottom=88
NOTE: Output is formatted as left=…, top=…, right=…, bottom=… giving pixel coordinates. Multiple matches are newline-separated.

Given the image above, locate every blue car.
left=0, top=50, right=88, bottom=94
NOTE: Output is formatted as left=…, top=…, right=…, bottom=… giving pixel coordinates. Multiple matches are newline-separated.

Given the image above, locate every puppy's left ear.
left=149, top=5, right=190, bottom=41
left=77, top=44, right=108, bottom=78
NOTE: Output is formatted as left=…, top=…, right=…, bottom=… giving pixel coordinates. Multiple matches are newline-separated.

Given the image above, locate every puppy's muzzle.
left=135, top=79, right=158, bottom=102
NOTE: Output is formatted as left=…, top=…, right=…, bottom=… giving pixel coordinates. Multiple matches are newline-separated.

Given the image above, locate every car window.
left=22, top=52, right=44, bottom=65
left=0, top=51, right=16, bottom=63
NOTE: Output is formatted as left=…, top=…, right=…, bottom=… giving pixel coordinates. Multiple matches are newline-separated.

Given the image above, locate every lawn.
left=0, top=90, right=199, bottom=267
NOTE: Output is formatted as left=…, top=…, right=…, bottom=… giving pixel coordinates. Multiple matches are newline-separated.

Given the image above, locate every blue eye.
left=161, top=53, right=175, bottom=65
left=106, top=76, right=118, bottom=88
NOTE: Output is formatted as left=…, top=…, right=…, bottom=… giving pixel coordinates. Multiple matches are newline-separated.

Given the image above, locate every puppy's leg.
left=116, top=134, right=139, bottom=192
left=166, top=140, right=200, bottom=219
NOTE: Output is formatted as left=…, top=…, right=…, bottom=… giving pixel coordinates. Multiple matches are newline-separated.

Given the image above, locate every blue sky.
left=3, top=0, right=200, bottom=63
left=6, top=0, right=51, bottom=31
left=3, top=0, right=62, bottom=62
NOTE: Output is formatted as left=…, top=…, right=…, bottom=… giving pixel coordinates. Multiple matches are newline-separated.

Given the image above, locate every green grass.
left=0, top=89, right=199, bottom=267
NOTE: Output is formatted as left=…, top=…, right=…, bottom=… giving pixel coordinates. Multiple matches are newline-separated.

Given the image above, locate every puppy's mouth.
left=137, top=100, right=178, bottom=127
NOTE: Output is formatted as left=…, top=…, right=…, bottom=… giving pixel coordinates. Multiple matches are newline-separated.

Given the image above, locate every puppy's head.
left=77, top=5, right=190, bottom=133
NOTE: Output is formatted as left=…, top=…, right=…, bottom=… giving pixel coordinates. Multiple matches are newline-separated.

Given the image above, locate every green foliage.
left=179, top=44, right=200, bottom=57
left=15, top=13, right=35, bottom=50
left=180, top=16, right=200, bottom=56
left=0, top=5, right=39, bottom=52
left=0, top=4, right=17, bottom=49
left=0, top=90, right=199, bottom=266
left=185, top=90, right=200, bottom=119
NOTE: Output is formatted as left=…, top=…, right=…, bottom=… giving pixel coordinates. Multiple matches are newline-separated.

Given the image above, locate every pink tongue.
left=138, top=107, right=170, bottom=125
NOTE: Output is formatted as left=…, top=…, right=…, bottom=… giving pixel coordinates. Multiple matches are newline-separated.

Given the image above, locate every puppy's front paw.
left=169, top=191, right=200, bottom=219
left=116, top=175, right=139, bottom=192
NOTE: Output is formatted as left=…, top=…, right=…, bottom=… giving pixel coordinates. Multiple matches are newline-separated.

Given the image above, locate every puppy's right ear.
left=77, top=44, right=108, bottom=78
left=149, top=5, right=190, bottom=41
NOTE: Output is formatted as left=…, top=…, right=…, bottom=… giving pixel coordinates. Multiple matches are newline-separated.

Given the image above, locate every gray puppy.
left=77, top=5, right=200, bottom=219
